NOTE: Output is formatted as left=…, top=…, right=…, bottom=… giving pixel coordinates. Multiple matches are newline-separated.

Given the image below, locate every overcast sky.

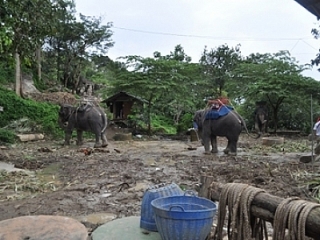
left=74, top=0, right=320, bottom=79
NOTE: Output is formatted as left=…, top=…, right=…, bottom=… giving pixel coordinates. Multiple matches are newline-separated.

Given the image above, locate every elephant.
left=254, top=105, right=268, bottom=135
left=193, top=106, right=259, bottom=155
left=58, top=103, right=108, bottom=148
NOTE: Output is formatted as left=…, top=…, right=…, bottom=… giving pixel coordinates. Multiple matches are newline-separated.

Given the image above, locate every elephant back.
left=204, top=105, right=233, bottom=120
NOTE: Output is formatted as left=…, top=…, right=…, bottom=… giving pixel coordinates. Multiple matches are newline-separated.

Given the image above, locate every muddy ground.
left=0, top=128, right=319, bottom=236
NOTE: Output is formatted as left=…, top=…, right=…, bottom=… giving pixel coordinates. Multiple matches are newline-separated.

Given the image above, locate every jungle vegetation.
left=1, top=0, right=320, bottom=143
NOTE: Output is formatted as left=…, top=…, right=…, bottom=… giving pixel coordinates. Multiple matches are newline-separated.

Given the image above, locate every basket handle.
left=184, top=190, right=197, bottom=196
left=169, top=205, right=185, bottom=212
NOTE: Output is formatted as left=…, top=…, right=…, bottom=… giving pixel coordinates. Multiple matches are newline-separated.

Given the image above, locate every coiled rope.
left=212, top=183, right=267, bottom=240
left=272, top=197, right=320, bottom=240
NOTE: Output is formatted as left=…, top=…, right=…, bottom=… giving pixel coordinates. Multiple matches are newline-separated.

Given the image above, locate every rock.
left=113, top=133, right=132, bottom=141
left=21, top=73, right=40, bottom=96
left=315, top=144, right=320, bottom=155
left=300, top=155, right=311, bottom=163
left=92, top=216, right=161, bottom=240
left=0, top=215, right=88, bottom=240
left=75, top=212, right=117, bottom=226
left=262, top=137, right=284, bottom=146
left=16, top=133, right=44, bottom=142
left=128, top=182, right=148, bottom=192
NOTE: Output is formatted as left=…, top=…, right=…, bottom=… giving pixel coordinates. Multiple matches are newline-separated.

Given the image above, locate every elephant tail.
left=90, top=106, right=108, bottom=133
left=232, top=112, right=262, bottom=139
left=101, top=112, right=108, bottom=133
left=243, top=122, right=261, bottom=139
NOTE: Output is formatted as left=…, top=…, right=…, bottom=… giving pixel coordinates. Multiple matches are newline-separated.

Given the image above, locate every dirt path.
left=0, top=132, right=318, bottom=234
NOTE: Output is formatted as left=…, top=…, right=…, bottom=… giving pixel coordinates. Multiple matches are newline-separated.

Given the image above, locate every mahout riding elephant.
left=193, top=106, right=259, bottom=155
left=58, top=103, right=108, bottom=148
left=254, top=104, right=268, bottom=135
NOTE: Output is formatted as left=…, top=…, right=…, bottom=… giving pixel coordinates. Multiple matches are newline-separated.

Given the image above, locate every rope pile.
left=211, top=183, right=320, bottom=240
left=272, top=197, right=320, bottom=240
left=212, top=183, right=268, bottom=240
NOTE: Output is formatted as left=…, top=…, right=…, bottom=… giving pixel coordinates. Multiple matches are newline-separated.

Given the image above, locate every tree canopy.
left=1, top=1, right=320, bottom=135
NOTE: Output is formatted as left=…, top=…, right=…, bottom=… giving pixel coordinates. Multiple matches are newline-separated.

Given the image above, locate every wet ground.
left=0, top=130, right=319, bottom=236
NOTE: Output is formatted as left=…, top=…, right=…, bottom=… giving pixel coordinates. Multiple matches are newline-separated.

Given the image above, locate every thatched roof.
left=101, top=91, right=147, bottom=105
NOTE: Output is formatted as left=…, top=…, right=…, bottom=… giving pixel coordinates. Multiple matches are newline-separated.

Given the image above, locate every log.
left=16, top=134, right=44, bottom=142
left=199, top=176, right=320, bottom=240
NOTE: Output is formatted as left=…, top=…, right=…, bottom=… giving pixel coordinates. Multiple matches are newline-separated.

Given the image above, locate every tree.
left=199, top=44, right=241, bottom=98
left=311, top=22, right=320, bottom=72
left=111, top=48, right=195, bottom=134
left=45, top=13, right=114, bottom=92
left=1, top=0, right=64, bottom=96
left=227, top=51, right=320, bottom=132
left=152, top=45, right=201, bottom=125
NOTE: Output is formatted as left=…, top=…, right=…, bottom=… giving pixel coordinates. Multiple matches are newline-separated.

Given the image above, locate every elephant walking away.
left=254, top=103, right=268, bottom=135
left=58, top=103, right=108, bottom=148
left=193, top=105, right=259, bottom=155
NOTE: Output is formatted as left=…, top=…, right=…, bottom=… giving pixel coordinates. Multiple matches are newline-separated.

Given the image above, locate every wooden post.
left=199, top=176, right=320, bottom=239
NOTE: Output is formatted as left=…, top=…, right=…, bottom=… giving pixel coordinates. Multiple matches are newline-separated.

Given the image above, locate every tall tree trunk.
left=56, top=43, right=61, bottom=83
left=15, top=51, right=21, bottom=97
left=147, top=101, right=151, bottom=136
left=36, top=46, right=42, bottom=81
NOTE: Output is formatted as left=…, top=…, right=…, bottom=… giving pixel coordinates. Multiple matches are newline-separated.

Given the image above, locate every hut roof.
left=102, top=91, right=147, bottom=104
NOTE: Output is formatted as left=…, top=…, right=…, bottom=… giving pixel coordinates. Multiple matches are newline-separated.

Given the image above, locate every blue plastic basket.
left=151, top=194, right=217, bottom=240
left=140, top=183, right=184, bottom=231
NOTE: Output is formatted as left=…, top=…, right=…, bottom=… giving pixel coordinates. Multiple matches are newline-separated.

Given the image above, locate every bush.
left=0, top=129, right=17, bottom=144
left=0, top=88, right=63, bottom=141
left=151, top=115, right=176, bottom=134
left=176, top=113, right=193, bottom=133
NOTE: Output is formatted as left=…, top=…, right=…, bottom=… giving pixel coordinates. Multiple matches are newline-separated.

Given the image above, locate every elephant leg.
left=223, top=141, right=231, bottom=154
left=64, top=130, right=72, bottom=145
left=228, top=139, right=238, bottom=155
left=101, top=132, right=108, bottom=147
left=93, top=132, right=102, bottom=148
left=255, top=122, right=261, bottom=134
left=211, top=136, right=218, bottom=153
left=202, top=134, right=211, bottom=154
left=76, top=130, right=84, bottom=146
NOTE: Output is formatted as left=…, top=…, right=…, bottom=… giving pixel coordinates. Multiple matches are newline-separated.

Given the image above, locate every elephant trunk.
left=58, top=117, right=68, bottom=130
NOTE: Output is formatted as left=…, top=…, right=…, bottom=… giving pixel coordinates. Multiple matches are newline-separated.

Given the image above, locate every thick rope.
left=212, top=183, right=267, bottom=240
left=273, top=197, right=299, bottom=240
left=273, top=197, right=320, bottom=240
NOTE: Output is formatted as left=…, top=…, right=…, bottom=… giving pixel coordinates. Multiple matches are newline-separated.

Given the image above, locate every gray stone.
left=92, top=216, right=161, bottom=240
left=0, top=215, right=88, bottom=240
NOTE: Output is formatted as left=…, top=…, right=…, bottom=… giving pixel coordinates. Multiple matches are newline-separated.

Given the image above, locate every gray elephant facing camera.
left=254, top=105, right=268, bottom=135
left=58, top=103, right=108, bottom=148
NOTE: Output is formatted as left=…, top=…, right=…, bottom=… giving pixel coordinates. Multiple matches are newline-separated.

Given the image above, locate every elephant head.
left=193, top=110, right=204, bottom=129
left=58, top=104, right=75, bottom=128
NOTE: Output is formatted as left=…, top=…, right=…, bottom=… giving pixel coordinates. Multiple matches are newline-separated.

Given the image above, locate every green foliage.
left=227, top=51, right=320, bottom=133
left=0, top=129, right=17, bottom=144
left=0, top=61, right=15, bottom=84
left=176, top=113, right=193, bottom=133
left=150, top=115, right=176, bottom=134
left=200, top=44, right=241, bottom=97
left=0, top=88, right=63, bottom=141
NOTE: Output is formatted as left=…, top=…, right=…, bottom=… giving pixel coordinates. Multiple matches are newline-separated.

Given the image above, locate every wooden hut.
left=102, top=92, right=146, bottom=125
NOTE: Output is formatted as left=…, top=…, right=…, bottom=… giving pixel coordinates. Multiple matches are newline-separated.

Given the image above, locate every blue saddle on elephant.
left=205, top=105, right=234, bottom=120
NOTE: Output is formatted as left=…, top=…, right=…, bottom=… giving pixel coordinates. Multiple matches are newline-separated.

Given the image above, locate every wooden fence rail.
left=199, top=176, right=320, bottom=240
